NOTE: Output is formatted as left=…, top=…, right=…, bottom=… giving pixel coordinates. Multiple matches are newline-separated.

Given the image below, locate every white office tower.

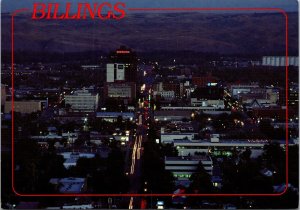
left=106, top=63, right=125, bottom=82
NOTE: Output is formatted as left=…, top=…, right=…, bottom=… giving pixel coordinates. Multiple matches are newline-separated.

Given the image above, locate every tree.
left=262, top=142, right=285, bottom=184
left=259, top=119, right=274, bottom=138
left=61, top=121, right=79, bottom=132
left=105, top=148, right=129, bottom=193
left=14, top=139, right=65, bottom=193
left=189, top=161, right=213, bottom=193
left=116, top=116, right=123, bottom=129
left=240, top=148, right=251, bottom=161
left=160, top=143, right=178, bottom=157
left=105, top=98, right=125, bottom=112
left=288, top=145, right=299, bottom=187
left=142, top=141, right=175, bottom=193
left=194, top=113, right=212, bottom=130
left=212, top=113, right=230, bottom=132
left=186, top=161, right=214, bottom=208
left=14, top=139, right=41, bottom=193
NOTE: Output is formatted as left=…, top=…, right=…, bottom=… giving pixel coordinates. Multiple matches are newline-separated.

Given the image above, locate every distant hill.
left=1, top=12, right=298, bottom=55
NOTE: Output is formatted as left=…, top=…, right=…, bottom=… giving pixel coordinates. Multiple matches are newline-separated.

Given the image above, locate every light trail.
left=128, top=197, right=134, bottom=209
left=137, top=136, right=142, bottom=160
left=130, top=136, right=138, bottom=174
left=131, top=114, right=144, bottom=173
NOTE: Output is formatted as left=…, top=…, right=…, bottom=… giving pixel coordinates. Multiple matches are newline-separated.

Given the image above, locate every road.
left=128, top=114, right=145, bottom=209
left=128, top=66, right=154, bottom=209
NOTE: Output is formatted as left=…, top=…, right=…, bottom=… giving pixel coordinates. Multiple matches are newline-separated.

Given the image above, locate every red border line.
left=128, top=7, right=286, bottom=12
left=11, top=7, right=289, bottom=197
left=11, top=8, right=30, bottom=197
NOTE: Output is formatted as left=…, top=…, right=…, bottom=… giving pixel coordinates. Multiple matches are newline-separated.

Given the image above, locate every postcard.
left=1, top=0, right=299, bottom=209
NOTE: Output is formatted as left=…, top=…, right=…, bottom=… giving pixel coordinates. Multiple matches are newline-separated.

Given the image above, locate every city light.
left=4, top=14, right=299, bottom=209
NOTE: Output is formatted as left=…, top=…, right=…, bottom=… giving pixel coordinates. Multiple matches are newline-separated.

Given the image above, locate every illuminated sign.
left=116, top=50, right=130, bottom=54
left=207, top=82, right=218, bottom=86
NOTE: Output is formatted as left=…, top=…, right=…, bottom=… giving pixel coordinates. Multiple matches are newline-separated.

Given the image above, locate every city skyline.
left=1, top=0, right=299, bottom=209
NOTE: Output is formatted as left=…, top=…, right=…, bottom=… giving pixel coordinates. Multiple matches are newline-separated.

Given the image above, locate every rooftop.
left=49, top=177, right=86, bottom=193
left=59, top=152, right=95, bottom=159
left=154, top=110, right=191, bottom=116
left=96, top=112, right=134, bottom=118
left=59, top=152, right=95, bottom=169
left=173, top=139, right=293, bottom=145
left=165, top=155, right=212, bottom=162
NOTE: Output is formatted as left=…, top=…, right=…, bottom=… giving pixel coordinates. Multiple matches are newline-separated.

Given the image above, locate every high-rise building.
left=105, top=47, right=137, bottom=102
left=106, top=63, right=126, bottom=82
left=106, top=46, right=137, bottom=83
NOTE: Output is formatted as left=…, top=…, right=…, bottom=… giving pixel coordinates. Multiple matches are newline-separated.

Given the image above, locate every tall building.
left=106, top=63, right=126, bottom=82
left=65, top=88, right=99, bottom=112
left=105, top=47, right=137, bottom=102
left=106, top=46, right=137, bottom=83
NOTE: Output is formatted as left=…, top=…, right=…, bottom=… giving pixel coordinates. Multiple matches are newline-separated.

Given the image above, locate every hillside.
left=1, top=12, right=298, bottom=55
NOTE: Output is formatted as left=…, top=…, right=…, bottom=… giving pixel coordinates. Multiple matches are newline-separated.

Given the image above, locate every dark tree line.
left=14, top=139, right=129, bottom=194
left=141, top=123, right=175, bottom=194
left=185, top=143, right=298, bottom=208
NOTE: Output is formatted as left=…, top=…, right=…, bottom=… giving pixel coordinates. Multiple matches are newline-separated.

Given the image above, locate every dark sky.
left=2, top=0, right=298, bottom=12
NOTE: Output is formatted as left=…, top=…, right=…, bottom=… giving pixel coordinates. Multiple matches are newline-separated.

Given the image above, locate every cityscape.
left=1, top=2, right=299, bottom=210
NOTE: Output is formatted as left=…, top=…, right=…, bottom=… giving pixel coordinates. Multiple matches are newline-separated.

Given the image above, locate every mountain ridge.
left=1, top=12, right=298, bottom=55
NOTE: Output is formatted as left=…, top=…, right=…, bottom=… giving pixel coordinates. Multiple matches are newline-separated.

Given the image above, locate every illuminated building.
left=4, top=100, right=47, bottom=114
left=64, top=88, right=99, bottom=112
left=164, top=155, right=213, bottom=179
left=105, top=47, right=137, bottom=102
left=104, top=82, right=136, bottom=102
left=107, top=46, right=137, bottom=83
left=262, top=56, right=298, bottom=67
left=192, top=73, right=218, bottom=87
